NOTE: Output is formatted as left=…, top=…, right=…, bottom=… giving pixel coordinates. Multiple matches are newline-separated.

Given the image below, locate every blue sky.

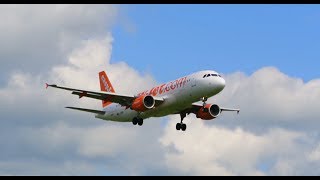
left=112, top=4, right=320, bottom=82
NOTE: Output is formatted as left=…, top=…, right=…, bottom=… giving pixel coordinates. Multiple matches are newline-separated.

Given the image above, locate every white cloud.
left=213, top=67, right=320, bottom=132
left=0, top=26, right=163, bottom=175
left=0, top=160, right=95, bottom=175
left=160, top=117, right=319, bottom=176
left=49, top=34, right=156, bottom=96
left=0, top=4, right=117, bottom=78
left=309, top=144, right=320, bottom=162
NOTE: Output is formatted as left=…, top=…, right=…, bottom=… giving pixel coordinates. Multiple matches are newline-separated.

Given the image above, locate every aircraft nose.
left=216, top=77, right=225, bottom=91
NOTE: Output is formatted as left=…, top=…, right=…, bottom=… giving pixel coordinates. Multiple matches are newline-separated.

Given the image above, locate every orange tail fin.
left=99, top=71, right=115, bottom=108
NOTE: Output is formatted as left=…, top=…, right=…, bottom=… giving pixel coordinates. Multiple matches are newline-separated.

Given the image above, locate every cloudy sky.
left=0, top=4, right=320, bottom=175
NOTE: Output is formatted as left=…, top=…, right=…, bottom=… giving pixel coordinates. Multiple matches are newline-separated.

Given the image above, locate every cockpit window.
left=203, top=73, right=221, bottom=78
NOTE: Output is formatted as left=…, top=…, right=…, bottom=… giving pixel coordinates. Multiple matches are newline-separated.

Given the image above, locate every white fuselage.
left=95, top=70, right=226, bottom=122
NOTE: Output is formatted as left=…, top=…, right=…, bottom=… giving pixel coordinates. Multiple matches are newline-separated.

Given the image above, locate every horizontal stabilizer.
left=65, top=107, right=105, bottom=115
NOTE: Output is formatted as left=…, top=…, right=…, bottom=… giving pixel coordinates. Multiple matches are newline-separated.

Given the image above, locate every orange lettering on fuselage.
left=159, top=84, right=166, bottom=94
left=136, top=77, right=188, bottom=97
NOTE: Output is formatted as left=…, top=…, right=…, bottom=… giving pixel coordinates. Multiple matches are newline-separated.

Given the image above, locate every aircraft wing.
left=219, top=107, right=240, bottom=113
left=46, top=83, right=164, bottom=107
left=66, top=107, right=106, bottom=115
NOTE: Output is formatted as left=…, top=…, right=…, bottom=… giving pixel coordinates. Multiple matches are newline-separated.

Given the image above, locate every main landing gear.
left=176, top=113, right=187, bottom=131
left=132, top=117, right=143, bottom=126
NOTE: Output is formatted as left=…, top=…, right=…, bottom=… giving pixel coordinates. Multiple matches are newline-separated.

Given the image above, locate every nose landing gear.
left=201, top=97, right=208, bottom=105
left=201, top=96, right=209, bottom=112
left=176, top=113, right=187, bottom=131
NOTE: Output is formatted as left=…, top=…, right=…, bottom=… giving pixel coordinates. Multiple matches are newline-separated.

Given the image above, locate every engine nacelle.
left=196, top=104, right=221, bottom=120
left=131, top=95, right=155, bottom=112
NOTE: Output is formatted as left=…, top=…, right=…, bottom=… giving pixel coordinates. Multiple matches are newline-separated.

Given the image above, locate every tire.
left=132, top=117, right=138, bottom=125
left=176, top=123, right=181, bottom=131
left=181, top=124, right=187, bottom=131
left=138, top=118, right=143, bottom=126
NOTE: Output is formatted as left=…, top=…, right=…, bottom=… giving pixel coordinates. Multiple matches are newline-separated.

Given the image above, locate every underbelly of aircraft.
left=96, top=87, right=209, bottom=122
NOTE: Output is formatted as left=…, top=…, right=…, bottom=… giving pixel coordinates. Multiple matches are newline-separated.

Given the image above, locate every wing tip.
left=45, top=83, right=57, bottom=89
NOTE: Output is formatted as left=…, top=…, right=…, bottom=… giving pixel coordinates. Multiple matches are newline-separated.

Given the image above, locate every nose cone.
left=216, top=77, right=225, bottom=91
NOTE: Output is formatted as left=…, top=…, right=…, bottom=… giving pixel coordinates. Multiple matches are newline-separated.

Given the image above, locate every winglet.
left=45, top=83, right=58, bottom=89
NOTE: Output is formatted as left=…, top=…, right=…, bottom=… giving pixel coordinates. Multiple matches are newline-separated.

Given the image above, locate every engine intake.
left=131, top=95, right=155, bottom=112
left=196, top=104, right=221, bottom=120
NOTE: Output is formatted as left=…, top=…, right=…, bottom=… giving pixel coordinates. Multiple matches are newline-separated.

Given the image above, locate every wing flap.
left=71, top=91, right=106, bottom=100
left=66, top=107, right=106, bottom=115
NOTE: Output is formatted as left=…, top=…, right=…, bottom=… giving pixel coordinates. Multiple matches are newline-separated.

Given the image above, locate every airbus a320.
left=46, top=70, right=240, bottom=131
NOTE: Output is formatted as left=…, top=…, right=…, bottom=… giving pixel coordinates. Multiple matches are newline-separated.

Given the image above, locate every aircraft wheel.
left=132, top=117, right=138, bottom=125
left=181, top=124, right=187, bottom=131
left=176, top=123, right=181, bottom=131
left=138, top=118, right=143, bottom=126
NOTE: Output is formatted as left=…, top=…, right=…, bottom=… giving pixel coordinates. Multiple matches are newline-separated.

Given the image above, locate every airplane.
left=46, top=70, right=240, bottom=131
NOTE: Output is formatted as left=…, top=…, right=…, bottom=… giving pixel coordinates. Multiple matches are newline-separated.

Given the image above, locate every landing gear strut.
left=201, top=96, right=208, bottom=104
left=176, top=113, right=187, bottom=131
left=132, top=117, right=143, bottom=126
left=201, top=96, right=209, bottom=112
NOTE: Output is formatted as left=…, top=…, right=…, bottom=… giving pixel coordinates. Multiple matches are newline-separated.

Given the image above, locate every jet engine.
left=196, top=104, right=221, bottom=120
left=131, top=95, right=155, bottom=112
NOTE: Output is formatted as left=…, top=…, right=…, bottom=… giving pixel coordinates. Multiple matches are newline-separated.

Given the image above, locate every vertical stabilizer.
left=99, top=71, right=115, bottom=108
